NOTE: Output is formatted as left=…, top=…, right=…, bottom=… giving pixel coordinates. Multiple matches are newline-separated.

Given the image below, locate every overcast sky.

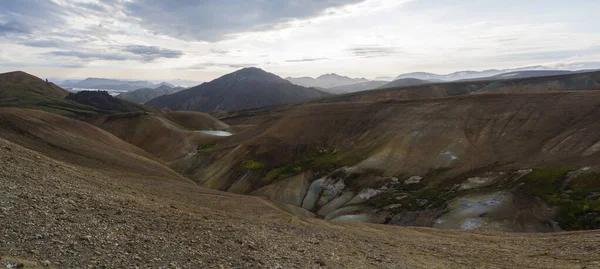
left=1, top=0, right=599, bottom=81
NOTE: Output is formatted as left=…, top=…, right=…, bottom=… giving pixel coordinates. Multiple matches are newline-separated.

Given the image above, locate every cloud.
left=285, top=58, right=328, bottom=62
left=496, top=45, right=600, bottom=62
left=349, top=46, right=398, bottom=58
left=123, top=0, right=366, bottom=41
left=183, top=62, right=256, bottom=70
left=0, top=1, right=65, bottom=35
left=46, top=51, right=129, bottom=61
left=20, top=40, right=65, bottom=48
left=75, top=2, right=107, bottom=12
left=210, top=49, right=229, bottom=55
left=123, top=45, right=184, bottom=62
left=0, top=21, right=29, bottom=35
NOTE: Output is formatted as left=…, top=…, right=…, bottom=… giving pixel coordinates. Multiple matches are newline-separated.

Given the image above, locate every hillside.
left=0, top=108, right=181, bottom=178
left=0, top=71, right=68, bottom=98
left=2, top=125, right=599, bottom=268
left=87, top=112, right=229, bottom=161
left=116, top=84, right=185, bottom=104
left=66, top=90, right=154, bottom=113
left=146, top=67, right=330, bottom=112
left=378, top=78, right=430, bottom=89
left=0, top=71, right=110, bottom=118
left=320, top=70, right=600, bottom=103
left=166, top=91, right=600, bottom=232
left=392, top=66, right=559, bottom=81
left=326, top=80, right=389, bottom=94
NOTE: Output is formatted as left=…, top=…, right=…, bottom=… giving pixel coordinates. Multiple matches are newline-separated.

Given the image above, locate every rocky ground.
left=1, top=137, right=600, bottom=268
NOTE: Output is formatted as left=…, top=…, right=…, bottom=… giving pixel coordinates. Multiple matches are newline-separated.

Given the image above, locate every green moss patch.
left=519, top=168, right=600, bottom=230
left=243, top=160, right=266, bottom=170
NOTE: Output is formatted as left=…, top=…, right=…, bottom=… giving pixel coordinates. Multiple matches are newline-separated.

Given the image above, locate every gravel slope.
left=1, top=137, right=600, bottom=268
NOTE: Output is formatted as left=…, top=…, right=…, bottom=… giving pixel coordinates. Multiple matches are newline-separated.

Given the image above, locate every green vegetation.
left=244, top=160, right=265, bottom=170
left=259, top=147, right=365, bottom=185
left=520, top=168, right=600, bottom=230
left=196, top=142, right=218, bottom=153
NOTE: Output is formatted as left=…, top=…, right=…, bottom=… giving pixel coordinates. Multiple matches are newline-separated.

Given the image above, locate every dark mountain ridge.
left=146, top=67, right=330, bottom=112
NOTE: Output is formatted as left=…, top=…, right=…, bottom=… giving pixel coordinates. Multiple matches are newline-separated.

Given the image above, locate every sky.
left=1, top=0, right=599, bottom=81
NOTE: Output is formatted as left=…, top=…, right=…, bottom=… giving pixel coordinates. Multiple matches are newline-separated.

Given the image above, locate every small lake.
left=198, top=130, right=233, bottom=136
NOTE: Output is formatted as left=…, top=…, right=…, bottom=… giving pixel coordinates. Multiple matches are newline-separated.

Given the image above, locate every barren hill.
left=173, top=91, right=600, bottom=231
left=0, top=71, right=68, bottom=99
left=0, top=108, right=182, bottom=179
left=87, top=112, right=230, bottom=161
left=1, top=109, right=599, bottom=268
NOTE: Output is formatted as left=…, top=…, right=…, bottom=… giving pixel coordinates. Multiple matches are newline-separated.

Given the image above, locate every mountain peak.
left=222, top=67, right=289, bottom=84
left=317, top=73, right=345, bottom=79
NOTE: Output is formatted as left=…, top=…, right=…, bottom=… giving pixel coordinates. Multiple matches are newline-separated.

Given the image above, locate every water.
left=198, top=130, right=233, bottom=136
left=69, top=88, right=129, bottom=96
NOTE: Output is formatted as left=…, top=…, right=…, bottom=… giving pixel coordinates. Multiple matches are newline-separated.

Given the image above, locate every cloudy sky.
left=1, top=0, right=599, bottom=81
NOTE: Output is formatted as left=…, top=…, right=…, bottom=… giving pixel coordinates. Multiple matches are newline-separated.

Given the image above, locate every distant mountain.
left=326, top=81, right=389, bottom=94
left=160, top=79, right=203, bottom=88
left=393, top=66, right=557, bottom=82
left=117, top=84, right=185, bottom=104
left=59, top=78, right=156, bottom=92
left=66, top=90, right=153, bottom=113
left=379, top=78, right=431, bottom=89
left=484, top=70, right=575, bottom=80
left=155, top=82, right=176, bottom=88
left=374, top=76, right=394, bottom=81
left=146, top=67, right=330, bottom=112
left=286, top=73, right=369, bottom=88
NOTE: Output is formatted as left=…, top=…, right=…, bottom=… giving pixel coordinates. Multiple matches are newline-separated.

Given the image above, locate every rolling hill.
left=2, top=110, right=598, bottom=268
left=0, top=71, right=155, bottom=118
left=378, top=78, right=430, bottom=89
left=66, top=90, right=154, bottom=113
left=146, top=67, right=330, bottom=112
left=2, top=69, right=600, bottom=267
left=321, top=70, right=600, bottom=103
left=182, top=91, right=600, bottom=232
left=87, top=111, right=229, bottom=161
left=325, top=80, right=389, bottom=94
left=0, top=71, right=108, bottom=118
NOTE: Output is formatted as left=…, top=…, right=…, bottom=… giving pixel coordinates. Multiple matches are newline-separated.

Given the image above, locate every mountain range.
left=392, top=66, right=599, bottom=81
left=116, top=84, right=185, bottom=104
left=286, top=73, right=369, bottom=89
left=58, top=78, right=200, bottom=92
left=146, top=67, right=330, bottom=112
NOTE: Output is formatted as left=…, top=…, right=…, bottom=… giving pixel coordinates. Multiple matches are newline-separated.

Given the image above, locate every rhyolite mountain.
left=286, top=73, right=369, bottom=88
left=117, top=84, right=185, bottom=104
left=146, top=67, right=330, bottom=112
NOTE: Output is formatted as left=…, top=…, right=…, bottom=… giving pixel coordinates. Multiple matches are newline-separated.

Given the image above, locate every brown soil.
left=1, top=133, right=600, bottom=268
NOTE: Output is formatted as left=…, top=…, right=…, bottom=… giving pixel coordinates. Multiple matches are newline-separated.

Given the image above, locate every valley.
left=1, top=69, right=600, bottom=268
